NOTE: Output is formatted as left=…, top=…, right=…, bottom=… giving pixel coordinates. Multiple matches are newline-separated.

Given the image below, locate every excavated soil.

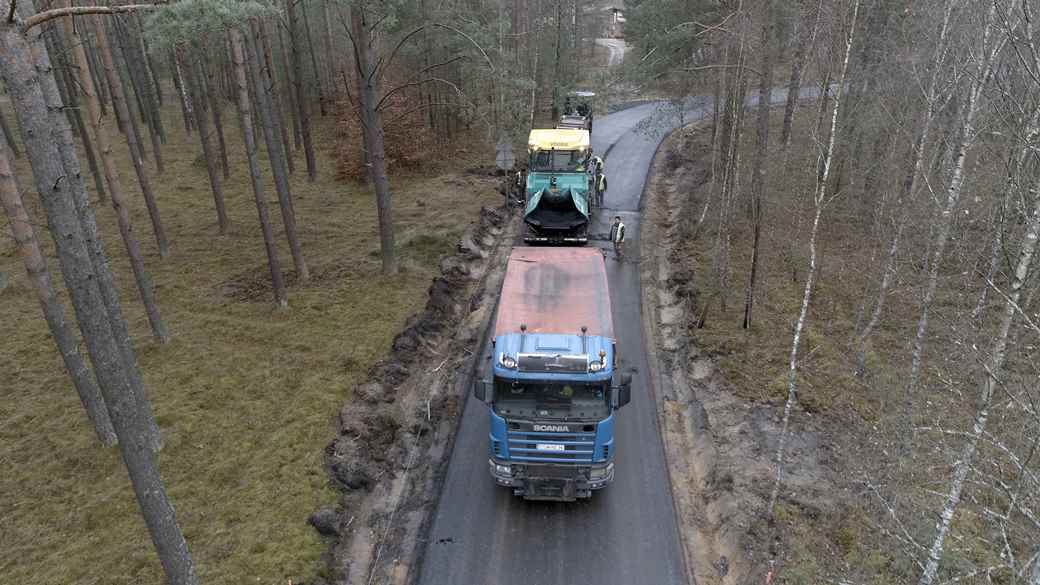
left=640, top=127, right=840, bottom=585
left=309, top=205, right=517, bottom=585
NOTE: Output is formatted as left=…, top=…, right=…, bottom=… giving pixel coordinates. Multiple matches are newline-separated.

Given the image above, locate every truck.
left=557, top=90, right=595, bottom=132
left=523, top=128, right=596, bottom=244
left=473, top=247, right=632, bottom=501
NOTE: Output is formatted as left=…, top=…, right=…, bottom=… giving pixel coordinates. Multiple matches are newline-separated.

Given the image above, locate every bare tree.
left=780, top=0, right=822, bottom=150
left=349, top=2, right=398, bottom=274
left=769, top=0, right=860, bottom=518
left=854, top=0, right=957, bottom=375
left=904, top=1, right=1006, bottom=437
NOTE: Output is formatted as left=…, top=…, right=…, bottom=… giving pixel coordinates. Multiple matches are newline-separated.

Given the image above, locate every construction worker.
left=610, top=216, right=626, bottom=260
left=595, top=173, right=608, bottom=207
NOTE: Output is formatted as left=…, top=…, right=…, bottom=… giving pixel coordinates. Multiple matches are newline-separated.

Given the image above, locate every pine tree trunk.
left=0, top=102, right=20, bottom=158
left=769, top=0, right=859, bottom=518
left=229, top=27, right=288, bottom=309
left=1, top=13, right=197, bottom=583
left=65, top=10, right=170, bottom=345
left=179, top=44, right=229, bottom=235
left=45, top=26, right=110, bottom=213
left=287, top=0, right=317, bottom=181
left=292, top=0, right=318, bottom=179
left=16, top=1, right=162, bottom=452
left=274, top=19, right=302, bottom=157
left=258, top=22, right=295, bottom=175
left=321, top=0, right=336, bottom=101
left=84, top=36, right=110, bottom=118
left=95, top=17, right=169, bottom=259
left=352, top=6, right=398, bottom=275
left=113, top=17, right=164, bottom=170
left=246, top=20, right=310, bottom=282
left=0, top=141, right=117, bottom=447
left=300, top=0, right=327, bottom=117
left=202, top=51, right=231, bottom=180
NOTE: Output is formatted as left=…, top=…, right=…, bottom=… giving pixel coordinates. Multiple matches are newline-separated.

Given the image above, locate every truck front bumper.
left=488, top=459, right=614, bottom=501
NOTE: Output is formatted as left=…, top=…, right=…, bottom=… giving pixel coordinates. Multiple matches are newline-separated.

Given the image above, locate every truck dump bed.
left=494, top=247, right=613, bottom=339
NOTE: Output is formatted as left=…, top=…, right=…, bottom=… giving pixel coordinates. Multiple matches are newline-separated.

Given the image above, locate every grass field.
left=0, top=100, right=501, bottom=584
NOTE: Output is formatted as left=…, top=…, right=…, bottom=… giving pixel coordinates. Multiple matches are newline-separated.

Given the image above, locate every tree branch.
left=21, top=3, right=162, bottom=32
left=376, top=77, right=461, bottom=112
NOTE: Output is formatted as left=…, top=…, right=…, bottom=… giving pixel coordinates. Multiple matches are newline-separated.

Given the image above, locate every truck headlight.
left=590, top=463, right=613, bottom=480
left=489, top=460, right=512, bottom=476
left=589, top=361, right=604, bottom=372
left=499, top=354, right=517, bottom=369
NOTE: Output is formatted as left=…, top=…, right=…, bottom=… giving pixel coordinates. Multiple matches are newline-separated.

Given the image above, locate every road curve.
left=417, top=89, right=806, bottom=585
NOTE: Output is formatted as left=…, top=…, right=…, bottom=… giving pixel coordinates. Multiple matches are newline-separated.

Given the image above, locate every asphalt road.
left=595, top=38, right=628, bottom=67
left=417, top=89, right=809, bottom=585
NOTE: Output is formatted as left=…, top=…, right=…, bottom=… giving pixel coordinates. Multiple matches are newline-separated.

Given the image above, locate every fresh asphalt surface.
left=417, top=90, right=808, bottom=585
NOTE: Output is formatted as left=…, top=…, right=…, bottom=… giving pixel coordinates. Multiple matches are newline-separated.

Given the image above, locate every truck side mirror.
left=473, top=380, right=487, bottom=402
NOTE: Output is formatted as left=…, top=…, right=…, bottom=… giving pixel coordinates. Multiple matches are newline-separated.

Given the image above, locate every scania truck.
left=473, top=247, right=632, bottom=501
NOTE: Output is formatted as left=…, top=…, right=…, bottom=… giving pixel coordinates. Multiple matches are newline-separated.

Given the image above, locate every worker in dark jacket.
left=610, top=216, right=626, bottom=260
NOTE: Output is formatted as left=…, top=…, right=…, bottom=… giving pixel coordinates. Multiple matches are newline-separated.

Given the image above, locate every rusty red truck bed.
left=494, top=247, right=613, bottom=339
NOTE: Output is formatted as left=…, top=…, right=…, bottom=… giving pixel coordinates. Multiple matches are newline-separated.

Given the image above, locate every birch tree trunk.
left=769, top=0, right=859, bottom=518
left=229, top=27, right=287, bottom=309
left=246, top=20, right=310, bottom=282
left=0, top=9, right=196, bottom=582
left=95, top=17, right=169, bottom=259
left=0, top=140, right=117, bottom=447
left=917, top=121, right=1040, bottom=585
left=905, top=3, right=1004, bottom=436
left=64, top=8, right=170, bottom=345
left=352, top=4, right=398, bottom=275
left=855, top=0, right=956, bottom=373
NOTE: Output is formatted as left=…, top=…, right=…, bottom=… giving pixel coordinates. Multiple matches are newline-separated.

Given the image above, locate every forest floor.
left=640, top=109, right=1016, bottom=584
left=0, top=98, right=502, bottom=584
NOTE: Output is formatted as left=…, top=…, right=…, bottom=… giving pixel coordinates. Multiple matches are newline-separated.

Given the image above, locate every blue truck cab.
left=472, top=247, right=632, bottom=501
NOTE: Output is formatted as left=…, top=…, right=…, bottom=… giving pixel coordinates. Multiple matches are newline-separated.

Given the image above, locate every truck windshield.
left=529, top=150, right=585, bottom=172
left=493, top=379, right=608, bottom=420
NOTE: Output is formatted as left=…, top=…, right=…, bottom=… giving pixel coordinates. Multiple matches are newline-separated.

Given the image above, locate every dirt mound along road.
left=315, top=205, right=517, bottom=585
